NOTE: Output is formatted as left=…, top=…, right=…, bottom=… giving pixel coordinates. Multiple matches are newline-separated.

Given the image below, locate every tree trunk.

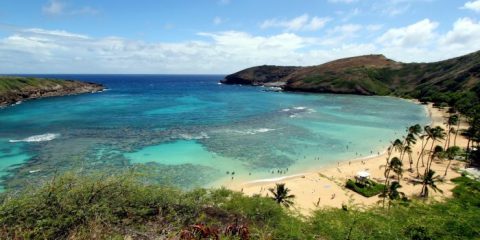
left=466, top=139, right=471, bottom=166
left=422, top=140, right=436, bottom=194
left=382, top=168, right=391, bottom=208
left=444, top=159, right=452, bottom=177
left=444, top=125, right=450, bottom=149
left=409, top=153, right=413, bottom=171
left=454, top=117, right=461, bottom=146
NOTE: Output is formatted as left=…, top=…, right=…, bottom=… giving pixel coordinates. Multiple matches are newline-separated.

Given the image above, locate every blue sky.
left=1, top=0, right=480, bottom=73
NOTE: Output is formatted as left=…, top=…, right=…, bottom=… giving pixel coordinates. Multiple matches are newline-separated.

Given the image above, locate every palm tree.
left=444, top=146, right=460, bottom=177
left=453, top=115, right=461, bottom=147
left=387, top=181, right=406, bottom=209
left=382, top=156, right=403, bottom=207
left=415, top=133, right=427, bottom=177
left=390, top=157, right=403, bottom=182
left=409, top=124, right=423, bottom=136
left=417, top=126, right=432, bottom=170
left=269, top=183, right=295, bottom=208
left=445, top=114, right=458, bottom=149
left=392, top=139, right=403, bottom=154
left=420, top=170, right=443, bottom=198
left=404, top=145, right=414, bottom=172
left=425, top=126, right=446, bottom=172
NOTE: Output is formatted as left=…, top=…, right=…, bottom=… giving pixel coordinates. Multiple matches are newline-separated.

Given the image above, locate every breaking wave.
left=178, top=132, right=210, bottom=140
left=9, top=133, right=60, bottom=143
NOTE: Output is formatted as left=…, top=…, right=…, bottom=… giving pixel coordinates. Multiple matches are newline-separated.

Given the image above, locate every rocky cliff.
left=221, top=51, right=480, bottom=97
left=0, top=76, right=104, bottom=107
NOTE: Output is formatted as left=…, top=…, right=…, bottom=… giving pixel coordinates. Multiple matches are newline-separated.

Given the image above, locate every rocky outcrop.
left=221, top=51, right=480, bottom=96
left=220, top=65, right=300, bottom=86
left=0, top=77, right=104, bottom=107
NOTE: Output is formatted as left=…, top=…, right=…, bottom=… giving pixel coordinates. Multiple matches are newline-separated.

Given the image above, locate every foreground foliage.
left=0, top=173, right=479, bottom=239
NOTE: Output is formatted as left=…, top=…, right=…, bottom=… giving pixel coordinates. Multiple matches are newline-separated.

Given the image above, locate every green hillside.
left=0, top=76, right=104, bottom=106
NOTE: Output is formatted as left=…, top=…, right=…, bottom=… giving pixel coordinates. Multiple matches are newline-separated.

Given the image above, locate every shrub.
left=345, top=179, right=385, bottom=197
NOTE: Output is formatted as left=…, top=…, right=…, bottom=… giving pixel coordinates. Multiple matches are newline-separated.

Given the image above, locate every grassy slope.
left=0, top=76, right=69, bottom=93
left=0, top=76, right=103, bottom=106
left=0, top=172, right=478, bottom=239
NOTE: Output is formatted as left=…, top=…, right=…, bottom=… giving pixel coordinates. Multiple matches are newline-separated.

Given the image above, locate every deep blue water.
left=0, top=75, right=429, bottom=189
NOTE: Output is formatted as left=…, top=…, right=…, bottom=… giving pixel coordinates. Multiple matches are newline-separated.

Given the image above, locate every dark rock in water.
left=0, top=76, right=104, bottom=107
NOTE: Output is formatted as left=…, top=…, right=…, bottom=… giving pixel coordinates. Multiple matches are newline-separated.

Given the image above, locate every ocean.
left=0, top=75, right=429, bottom=190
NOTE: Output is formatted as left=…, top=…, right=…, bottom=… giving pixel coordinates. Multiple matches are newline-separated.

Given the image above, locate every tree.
left=420, top=170, right=443, bottom=198
left=390, top=157, right=403, bottom=182
left=392, top=139, right=403, bottom=154
left=269, top=183, right=295, bottom=208
left=404, top=145, right=414, bottom=172
left=444, top=146, right=460, bottom=177
left=416, top=133, right=428, bottom=177
left=416, top=126, right=432, bottom=176
left=382, top=157, right=403, bottom=207
left=445, top=114, right=458, bottom=149
left=386, top=181, right=406, bottom=209
left=425, top=126, right=446, bottom=172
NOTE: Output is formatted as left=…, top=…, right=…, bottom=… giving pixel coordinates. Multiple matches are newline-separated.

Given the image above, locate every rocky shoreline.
left=0, top=77, right=104, bottom=107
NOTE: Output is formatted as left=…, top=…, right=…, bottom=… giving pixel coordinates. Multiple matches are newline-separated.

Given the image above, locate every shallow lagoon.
left=0, top=75, right=429, bottom=189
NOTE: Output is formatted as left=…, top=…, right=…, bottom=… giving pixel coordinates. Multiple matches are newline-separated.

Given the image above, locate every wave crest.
left=9, top=133, right=60, bottom=143
left=179, top=132, right=209, bottom=140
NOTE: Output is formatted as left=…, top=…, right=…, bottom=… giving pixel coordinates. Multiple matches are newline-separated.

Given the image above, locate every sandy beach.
left=220, top=102, right=469, bottom=215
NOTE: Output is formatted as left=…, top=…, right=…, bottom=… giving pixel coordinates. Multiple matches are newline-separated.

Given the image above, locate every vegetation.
left=0, top=172, right=479, bottom=239
left=345, top=179, right=385, bottom=197
left=268, top=183, right=295, bottom=208
left=0, top=76, right=103, bottom=106
left=0, top=76, right=72, bottom=93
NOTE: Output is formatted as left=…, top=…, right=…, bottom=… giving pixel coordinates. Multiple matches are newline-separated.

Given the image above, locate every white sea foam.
left=179, top=132, right=209, bottom=140
left=247, top=174, right=305, bottom=184
left=281, top=108, right=290, bottom=112
left=221, top=128, right=276, bottom=135
left=240, top=128, right=275, bottom=135
left=9, top=133, right=60, bottom=143
left=293, top=106, right=307, bottom=110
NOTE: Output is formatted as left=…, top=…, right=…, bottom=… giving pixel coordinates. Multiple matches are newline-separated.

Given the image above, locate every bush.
left=345, top=179, right=385, bottom=197
left=0, top=172, right=479, bottom=239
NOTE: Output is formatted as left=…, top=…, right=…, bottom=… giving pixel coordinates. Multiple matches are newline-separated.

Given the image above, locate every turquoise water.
left=0, top=75, right=429, bottom=189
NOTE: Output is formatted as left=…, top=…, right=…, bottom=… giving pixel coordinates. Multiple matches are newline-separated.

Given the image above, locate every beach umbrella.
left=356, top=171, right=370, bottom=178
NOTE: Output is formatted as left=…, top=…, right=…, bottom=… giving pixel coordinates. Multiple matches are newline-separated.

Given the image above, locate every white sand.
left=219, top=103, right=468, bottom=215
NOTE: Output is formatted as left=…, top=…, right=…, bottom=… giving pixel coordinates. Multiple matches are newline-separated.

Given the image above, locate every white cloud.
left=377, top=19, right=438, bottom=47
left=366, top=24, right=383, bottom=32
left=42, top=0, right=98, bottom=16
left=439, top=18, right=480, bottom=53
left=372, top=1, right=412, bottom=17
left=260, top=14, right=330, bottom=31
left=1, top=16, right=480, bottom=74
left=462, top=0, right=480, bottom=12
left=22, top=28, right=90, bottom=39
left=42, top=0, right=65, bottom=15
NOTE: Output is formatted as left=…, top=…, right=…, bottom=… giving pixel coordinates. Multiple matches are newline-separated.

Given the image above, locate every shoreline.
left=218, top=102, right=468, bottom=215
